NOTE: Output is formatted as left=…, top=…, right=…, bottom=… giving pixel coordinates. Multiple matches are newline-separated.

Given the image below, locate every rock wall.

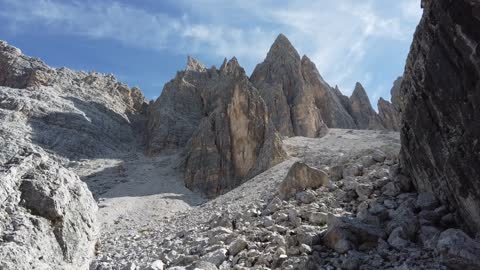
left=0, top=149, right=98, bottom=270
left=400, top=0, right=480, bottom=233
left=148, top=57, right=286, bottom=197
left=250, top=34, right=332, bottom=137
left=0, top=40, right=148, bottom=268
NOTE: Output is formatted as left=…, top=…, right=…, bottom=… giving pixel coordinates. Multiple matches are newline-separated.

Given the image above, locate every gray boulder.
left=278, top=162, right=329, bottom=200
left=437, top=229, right=480, bottom=270
left=0, top=149, right=98, bottom=270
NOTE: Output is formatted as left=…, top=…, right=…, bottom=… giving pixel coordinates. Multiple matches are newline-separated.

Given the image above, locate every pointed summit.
left=220, top=57, right=245, bottom=76
left=349, top=82, right=384, bottom=129
left=265, top=33, right=300, bottom=62
left=185, top=55, right=206, bottom=72
left=351, top=82, right=371, bottom=104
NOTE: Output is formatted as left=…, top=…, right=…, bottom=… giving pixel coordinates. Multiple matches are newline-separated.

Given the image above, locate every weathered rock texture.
left=0, top=149, right=98, bottom=270
left=378, top=98, right=400, bottom=131
left=0, top=40, right=147, bottom=268
left=278, top=162, right=329, bottom=199
left=147, top=57, right=286, bottom=197
left=250, top=34, right=400, bottom=132
left=250, top=34, right=340, bottom=137
left=400, top=0, right=480, bottom=233
left=349, top=83, right=384, bottom=130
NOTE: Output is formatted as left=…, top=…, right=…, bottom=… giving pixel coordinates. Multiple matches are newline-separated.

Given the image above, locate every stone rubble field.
left=90, top=129, right=480, bottom=270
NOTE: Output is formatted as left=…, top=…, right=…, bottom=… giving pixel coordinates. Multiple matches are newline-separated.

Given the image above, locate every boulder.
left=278, top=162, right=329, bottom=200
left=324, top=215, right=386, bottom=253
left=0, top=150, right=98, bottom=270
left=437, top=229, right=480, bottom=270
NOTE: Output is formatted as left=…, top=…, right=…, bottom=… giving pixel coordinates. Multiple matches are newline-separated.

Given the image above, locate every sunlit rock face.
left=147, top=57, right=286, bottom=197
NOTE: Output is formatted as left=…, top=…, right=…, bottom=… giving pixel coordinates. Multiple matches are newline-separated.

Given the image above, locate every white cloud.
left=0, top=0, right=422, bottom=98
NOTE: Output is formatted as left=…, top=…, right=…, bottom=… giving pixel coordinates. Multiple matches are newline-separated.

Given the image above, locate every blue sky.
left=0, top=0, right=422, bottom=106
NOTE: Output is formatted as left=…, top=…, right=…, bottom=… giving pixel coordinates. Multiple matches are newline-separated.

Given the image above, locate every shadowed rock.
left=349, top=83, right=384, bottom=130
left=400, top=0, right=480, bottom=233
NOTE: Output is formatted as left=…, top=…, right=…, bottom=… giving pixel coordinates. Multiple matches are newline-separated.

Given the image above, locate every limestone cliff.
left=147, top=57, right=286, bottom=197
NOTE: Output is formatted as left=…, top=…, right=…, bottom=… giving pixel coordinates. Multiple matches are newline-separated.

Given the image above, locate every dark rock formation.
left=400, top=0, right=480, bottom=233
left=390, top=76, right=403, bottom=112
left=301, top=56, right=357, bottom=129
left=349, top=83, right=385, bottom=130
left=250, top=34, right=328, bottom=137
left=378, top=98, right=400, bottom=131
left=147, top=57, right=286, bottom=197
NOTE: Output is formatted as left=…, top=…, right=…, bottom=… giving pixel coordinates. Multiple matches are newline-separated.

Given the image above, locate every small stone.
left=342, top=163, right=363, bottom=178
left=416, top=193, right=439, bottom=210
left=295, top=189, right=316, bottom=204
left=149, top=260, right=164, bottom=270
left=228, top=238, right=248, bottom=256
left=309, top=212, right=328, bottom=226
left=201, top=248, right=227, bottom=266
left=299, top=244, right=312, bottom=254
left=388, top=227, right=411, bottom=250
left=355, top=183, right=373, bottom=201
left=382, top=182, right=401, bottom=197
left=372, top=150, right=386, bottom=162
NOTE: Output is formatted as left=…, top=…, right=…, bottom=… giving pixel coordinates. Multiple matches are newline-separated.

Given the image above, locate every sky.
left=0, top=0, right=422, bottom=107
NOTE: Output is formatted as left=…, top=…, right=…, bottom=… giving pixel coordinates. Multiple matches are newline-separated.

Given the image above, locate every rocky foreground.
left=91, top=130, right=480, bottom=270
left=2, top=0, right=480, bottom=269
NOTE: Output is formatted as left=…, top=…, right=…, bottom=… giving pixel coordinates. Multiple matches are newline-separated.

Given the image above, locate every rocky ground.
left=87, top=129, right=479, bottom=270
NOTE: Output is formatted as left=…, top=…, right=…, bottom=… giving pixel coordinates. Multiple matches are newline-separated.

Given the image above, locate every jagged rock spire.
left=264, top=33, right=301, bottom=63
left=349, top=82, right=384, bottom=130
left=185, top=56, right=206, bottom=72
left=220, top=57, right=244, bottom=76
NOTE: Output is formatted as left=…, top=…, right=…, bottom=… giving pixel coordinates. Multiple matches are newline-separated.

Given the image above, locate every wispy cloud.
left=0, top=0, right=422, bottom=99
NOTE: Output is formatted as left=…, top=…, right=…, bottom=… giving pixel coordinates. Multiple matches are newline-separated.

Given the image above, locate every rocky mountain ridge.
left=2, top=1, right=480, bottom=268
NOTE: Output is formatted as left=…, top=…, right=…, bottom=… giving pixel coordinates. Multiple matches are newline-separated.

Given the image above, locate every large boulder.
left=399, top=0, right=480, bottom=233
left=278, top=162, right=329, bottom=200
left=148, top=57, right=286, bottom=197
left=324, top=215, right=387, bottom=253
left=0, top=149, right=98, bottom=270
left=436, top=229, right=480, bottom=270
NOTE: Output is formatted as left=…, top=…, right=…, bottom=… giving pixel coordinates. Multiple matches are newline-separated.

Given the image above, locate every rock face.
left=390, top=76, right=403, bottom=112
left=147, top=57, right=286, bottom=197
left=0, top=149, right=98, bottom=270
left=378, top=98, right=400, bottom=131
left=251, top=34, right=358, bottom=136
left=349, top=83, right=384, bottom=130
left=0, top=41, right=147, bottom=268
left=400, top=0, right=480, bottom=233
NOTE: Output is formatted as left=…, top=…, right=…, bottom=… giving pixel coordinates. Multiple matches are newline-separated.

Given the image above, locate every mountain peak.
left=352, top=82, right=369, bottom=99
left=186, top=55, right=206, bottom=72
left=265, top=33, right=300, bottom=62
left=220, top=56, right=244, bottom=76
